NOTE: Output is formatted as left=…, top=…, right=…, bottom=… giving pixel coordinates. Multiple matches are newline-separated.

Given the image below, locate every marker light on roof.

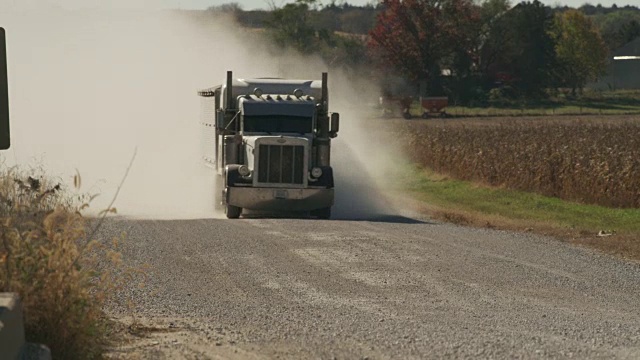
left=253, top=87, right=263, bottom=97
left=293, top=88, right=304, bottom=98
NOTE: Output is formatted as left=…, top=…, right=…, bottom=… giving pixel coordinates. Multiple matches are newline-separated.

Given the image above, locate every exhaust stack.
left=226, top=70, right=234, bottom=110
left=322, top=72, right=328, bottom=114
left=317, top=72, right=331, bottom=167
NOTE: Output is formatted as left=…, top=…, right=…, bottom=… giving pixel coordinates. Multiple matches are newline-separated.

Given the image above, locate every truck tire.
left=311, top=207, right=331, bottom=220
left=226, top=205, right=242, bottom=219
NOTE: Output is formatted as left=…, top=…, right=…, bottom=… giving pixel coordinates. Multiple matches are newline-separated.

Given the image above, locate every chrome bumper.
left=226, top=187, right=334, bottom=211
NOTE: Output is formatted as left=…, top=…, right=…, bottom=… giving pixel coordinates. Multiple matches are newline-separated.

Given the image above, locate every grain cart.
left=420, top=96, right=448, bottom=118
left=198, top=71, right=340, bottom=219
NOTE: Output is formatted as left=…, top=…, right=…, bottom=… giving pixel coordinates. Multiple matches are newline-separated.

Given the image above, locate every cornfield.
left=397, top=116, right=640, bottom=209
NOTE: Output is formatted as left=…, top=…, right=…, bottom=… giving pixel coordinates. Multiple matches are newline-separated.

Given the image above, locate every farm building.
left=591, top=37, right=640, bottom=90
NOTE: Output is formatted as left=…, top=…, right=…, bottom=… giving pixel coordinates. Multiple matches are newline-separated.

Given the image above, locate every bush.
left=0, top=167, right=130, bottom=359
left=488, top=87, right=507, bottom=103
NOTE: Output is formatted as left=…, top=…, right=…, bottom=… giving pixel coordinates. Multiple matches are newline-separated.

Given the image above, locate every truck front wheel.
left=311, top=207, right=331, bottom=220
left=226, top=205, right=242, bottom=219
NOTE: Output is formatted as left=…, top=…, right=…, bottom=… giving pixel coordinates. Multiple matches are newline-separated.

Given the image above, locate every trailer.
left=420, top=96, right=448, bottom=118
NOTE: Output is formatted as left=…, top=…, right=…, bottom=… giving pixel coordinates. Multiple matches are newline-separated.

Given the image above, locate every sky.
left=9, top=0, right=639, bottom=11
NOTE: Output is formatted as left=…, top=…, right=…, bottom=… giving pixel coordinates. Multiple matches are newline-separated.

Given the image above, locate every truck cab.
left=198, top=72, right=339, bottom=219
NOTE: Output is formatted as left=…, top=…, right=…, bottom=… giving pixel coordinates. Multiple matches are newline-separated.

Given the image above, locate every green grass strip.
left=399, top=165, right=640, bottom=234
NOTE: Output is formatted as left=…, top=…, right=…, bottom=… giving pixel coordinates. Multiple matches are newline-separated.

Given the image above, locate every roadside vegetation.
left=0, top=166, right=136, bottom=359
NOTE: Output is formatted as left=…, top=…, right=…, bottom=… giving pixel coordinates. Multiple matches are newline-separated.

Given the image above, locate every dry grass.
left=398, top=116, right=640, bottom=209
left=0, top=166, right=140, bottom=359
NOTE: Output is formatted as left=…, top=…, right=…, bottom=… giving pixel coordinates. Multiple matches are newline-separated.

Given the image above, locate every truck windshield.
left=244, top=115, right=313, bottom=134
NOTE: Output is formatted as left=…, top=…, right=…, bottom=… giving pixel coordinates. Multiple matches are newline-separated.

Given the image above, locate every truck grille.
left=258, top=145, right=304, bottom=185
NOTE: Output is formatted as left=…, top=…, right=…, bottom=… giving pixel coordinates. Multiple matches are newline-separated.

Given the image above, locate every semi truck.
left=198, top=71, right=340, bottom=219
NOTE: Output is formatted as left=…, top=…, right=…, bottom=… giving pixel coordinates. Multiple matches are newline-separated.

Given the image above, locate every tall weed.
left=0, top=166, right=137, bottom=359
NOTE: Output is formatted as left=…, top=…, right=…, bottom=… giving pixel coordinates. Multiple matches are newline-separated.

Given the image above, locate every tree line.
left=208, top=0, right=640, bottom=104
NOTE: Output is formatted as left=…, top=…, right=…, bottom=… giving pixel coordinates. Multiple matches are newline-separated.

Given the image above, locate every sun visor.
left=241, top=99, right=315, bottom=117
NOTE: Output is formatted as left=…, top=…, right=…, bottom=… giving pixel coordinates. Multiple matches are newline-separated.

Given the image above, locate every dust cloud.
left=329, top=75, right=404, bottom=220
left=0, top=4, right=401, bottom=220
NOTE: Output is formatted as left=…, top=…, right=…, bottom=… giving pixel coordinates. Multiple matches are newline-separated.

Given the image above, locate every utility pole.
left=0, top=27, right=9, bottom=150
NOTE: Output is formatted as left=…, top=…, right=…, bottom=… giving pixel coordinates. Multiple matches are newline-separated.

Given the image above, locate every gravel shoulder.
left=99, top=213, right=640, bottom=359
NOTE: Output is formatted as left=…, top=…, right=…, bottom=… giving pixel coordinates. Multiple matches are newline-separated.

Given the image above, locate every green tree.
left=480, top=1, right=557, bottom=97
left=267, top=0, right=319, bottom=52
left=551, top=9, right=608, bottom=95
left=477, top=0, right=511, bottom=73
left=614, top=19, right=640, bottom=48
left=265, top=0, right=371, bottom=72
left=207, top=2, right=243, bottom=13
left=480, top=0, right=511, bottom=24
left=593, top=9, right=640, bottom=51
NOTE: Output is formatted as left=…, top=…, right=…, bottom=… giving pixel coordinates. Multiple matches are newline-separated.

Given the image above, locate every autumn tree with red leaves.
left=368, top=0, right=481, bottom=95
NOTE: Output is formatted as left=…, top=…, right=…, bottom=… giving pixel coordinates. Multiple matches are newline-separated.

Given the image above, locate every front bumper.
left=226, top=187, right=334, bottom=211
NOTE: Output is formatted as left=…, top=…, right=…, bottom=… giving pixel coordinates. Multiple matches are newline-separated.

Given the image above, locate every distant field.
left=394, top=115, right=640, bottom=209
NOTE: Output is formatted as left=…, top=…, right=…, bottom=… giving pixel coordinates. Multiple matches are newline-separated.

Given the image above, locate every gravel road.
left=101, top=213, right=640, bottom=359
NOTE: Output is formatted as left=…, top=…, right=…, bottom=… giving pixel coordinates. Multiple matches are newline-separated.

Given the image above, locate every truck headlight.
left=238, top=165, right=251, bottom=177
left=311, top=167, right=323, bottom=178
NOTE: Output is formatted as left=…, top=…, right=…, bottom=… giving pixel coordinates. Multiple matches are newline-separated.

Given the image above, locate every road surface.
left=101, top=212, right=640, bottom=359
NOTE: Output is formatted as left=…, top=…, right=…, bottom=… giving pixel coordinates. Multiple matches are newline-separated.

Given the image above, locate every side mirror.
left=0, top=28, right=9, bottom=150
left=329, top=112, right=339, bottom=138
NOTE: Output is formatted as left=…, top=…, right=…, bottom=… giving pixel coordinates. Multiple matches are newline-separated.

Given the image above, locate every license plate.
left=274, top=190, right=288, bottom=199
